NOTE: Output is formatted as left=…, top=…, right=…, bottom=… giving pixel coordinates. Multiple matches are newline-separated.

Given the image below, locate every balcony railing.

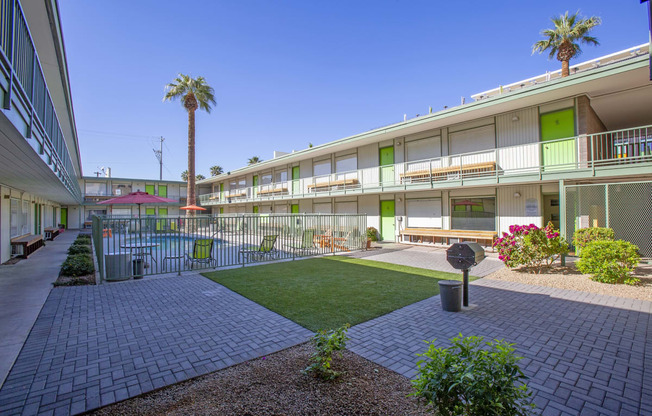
left=198, top=125, right=652, bottom=206
left=0, top=0, right=81, bottom=200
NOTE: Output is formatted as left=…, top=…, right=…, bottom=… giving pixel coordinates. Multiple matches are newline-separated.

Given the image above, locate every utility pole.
left=153, top=136, right=164, bottom=180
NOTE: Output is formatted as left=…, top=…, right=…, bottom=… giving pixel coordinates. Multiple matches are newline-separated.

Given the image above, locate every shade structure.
left=98, top=191, right=177, bottom=206
left=180, top=204, right=207, bottom=211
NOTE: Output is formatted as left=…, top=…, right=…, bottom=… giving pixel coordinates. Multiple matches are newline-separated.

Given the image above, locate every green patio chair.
left=184, top=239, right=216, bottom=269
left=290, top=229, right=316, bottom=255
left=239, top=235, right=279, bottom=263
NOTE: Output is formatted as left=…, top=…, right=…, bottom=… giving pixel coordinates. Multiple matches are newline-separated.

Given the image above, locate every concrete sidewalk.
left=0, top=230, right=78, bottom=388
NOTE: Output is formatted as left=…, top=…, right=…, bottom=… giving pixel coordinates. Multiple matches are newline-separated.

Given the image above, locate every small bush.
left=68, top=245, right=91, bottom=255
left=576, top=240, right=640, bottom=285
left=303, top=324, right=350, bottom=380
left=366, top=227, right=379, bottom=242
left=72, top=238, right=91, bottom=247
left=573, top=227, right=614, bottom=254
left=493, top=222, right=569, bottom=273
left=412, top=334, right=534, bottom=416
left=61, top=254, right=94, bottom=277
left=76, top=234, right=92, bottom=242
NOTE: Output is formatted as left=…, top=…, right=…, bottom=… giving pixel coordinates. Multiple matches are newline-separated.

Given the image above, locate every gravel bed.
left=90, top=343, right=428, bottom=416
left=485, top=261, right=652, bottom=301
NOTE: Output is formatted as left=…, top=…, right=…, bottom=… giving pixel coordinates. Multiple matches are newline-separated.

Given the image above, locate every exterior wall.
left=358, top=194, right=379, bottom=232
left=577, top=96, right=606, bottom=135
left=496, top=185, right=543, bottom=235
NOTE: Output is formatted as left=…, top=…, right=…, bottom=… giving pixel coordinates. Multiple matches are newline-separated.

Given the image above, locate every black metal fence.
left=92, top=214, right=367, bottom=282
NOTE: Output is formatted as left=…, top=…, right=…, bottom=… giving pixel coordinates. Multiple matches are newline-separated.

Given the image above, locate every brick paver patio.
left=348, top=278, right=652, bottom=416
left=0, top=274, right=312, bottom=415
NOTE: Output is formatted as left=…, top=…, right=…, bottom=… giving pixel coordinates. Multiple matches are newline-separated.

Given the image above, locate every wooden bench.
left=226, top=192, right=247, bottom=199
left=307, top=179, right=359, bottom=192
left=258, top=187, right=288, bottom=195
left=401, top=162, right=497, bottom=182
left=44, top=227, right=60, bottom=241
left=10, top=234, right=44, bottom=258
left=400, top=228, right=497, bottom=247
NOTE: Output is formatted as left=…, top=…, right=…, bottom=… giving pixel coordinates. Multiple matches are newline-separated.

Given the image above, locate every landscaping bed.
left=90, top=342, right=427, bottom=416
left=486, top=262, right=652, bottom=301
left=53, top=234, right=96, bottom=286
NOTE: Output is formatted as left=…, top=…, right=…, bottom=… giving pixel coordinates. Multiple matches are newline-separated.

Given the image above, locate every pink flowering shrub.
left=493, top=222, right=569, bottom=273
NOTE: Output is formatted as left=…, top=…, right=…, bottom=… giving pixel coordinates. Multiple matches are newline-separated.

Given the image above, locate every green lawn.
left=202, top=257, right=476, bottom=331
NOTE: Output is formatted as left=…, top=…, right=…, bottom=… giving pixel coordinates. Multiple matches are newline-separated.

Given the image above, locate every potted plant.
left=366, top=227, right=379, bottom=248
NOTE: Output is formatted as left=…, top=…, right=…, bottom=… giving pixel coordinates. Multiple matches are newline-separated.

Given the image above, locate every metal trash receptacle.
left=104, top=252, right=132, bottom=281
left=132, top=258, right=144, bottom=279
left=438, top=280, right=463, bottom=312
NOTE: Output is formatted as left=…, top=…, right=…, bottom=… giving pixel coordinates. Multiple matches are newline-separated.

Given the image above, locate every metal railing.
left=91, top=213, right=367, bottom=282
left=199, top=125, right=652, bottom=206
left=0, top=0, right=80, bottom=200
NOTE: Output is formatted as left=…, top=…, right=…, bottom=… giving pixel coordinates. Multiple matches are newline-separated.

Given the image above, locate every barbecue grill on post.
left=446, top=242, right=485, bottom=307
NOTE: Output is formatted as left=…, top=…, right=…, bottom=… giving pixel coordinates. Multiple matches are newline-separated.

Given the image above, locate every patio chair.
left=239, top=235, right=279, bottom=263
left=289, top=229, right=316, bottom=255
left=184, top=239, right=216, bottom=269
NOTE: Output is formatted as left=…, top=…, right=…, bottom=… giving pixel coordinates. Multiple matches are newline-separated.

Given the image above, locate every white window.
left=406, top=198, right=442, bottom=228
left=275, top=205, right=288, bottom=213
left=274, top=170, right=288, bottom=183
left=335, top=154, right=357, bottom=173
left=335, top=201, right=357, bottom=214
left=111, top=208, right=132, bottom=217
left=313, top=159, right=331, bottom=176
left=10, top=198, right=19, bottom=237
left=85, top=182, right=105, bottom=196
left=406, top=136, right=441, bottom=162
left=313, top=203, right=332, bottom=214
left=21, top=200, right=29, bottom=235
left=449, top=125, right=495, bottom=155
left=261, top=173, right=272, bottom=185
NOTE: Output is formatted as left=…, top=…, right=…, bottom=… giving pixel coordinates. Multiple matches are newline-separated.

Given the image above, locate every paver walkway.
left=348, top=278, right=652, bottom=416
left=0, top=274, right=312, bottom=415
left=343, top=243, right=504, bottom=277
left=0, top=231, right=78, bottom=389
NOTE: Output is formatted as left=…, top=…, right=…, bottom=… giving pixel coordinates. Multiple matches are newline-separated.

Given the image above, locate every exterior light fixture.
left=512, top=115, right=519, bottom=122
left=514, top=192, right=521, bottom=198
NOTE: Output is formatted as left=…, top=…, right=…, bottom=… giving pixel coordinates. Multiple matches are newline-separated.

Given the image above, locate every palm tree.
left=532, top=11, right=601, bottom=77
left=210, top=165, right=223, bottom=176
left=181, top=170, right=188, bottom=181
left=196, top=174, right=206, bottom=181
left=248, top=156, right=262, bottom=165
left=163, top=74, right=216, bottom=208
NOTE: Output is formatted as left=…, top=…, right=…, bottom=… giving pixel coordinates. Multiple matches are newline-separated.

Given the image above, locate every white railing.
left=197, top=125, right=652, bottom=206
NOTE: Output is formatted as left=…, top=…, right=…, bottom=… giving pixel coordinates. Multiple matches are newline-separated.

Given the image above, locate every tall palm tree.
left=532, top=11, right=601, bottom=77
left=181, top=170, right=188, bottom=181
left=248, top=156, right=262, bottom=165
left=163, top=74, right=216, bottom=207
left=210, top=165, right=223, bottom=176
left=196, top=174, right=206, bottom=181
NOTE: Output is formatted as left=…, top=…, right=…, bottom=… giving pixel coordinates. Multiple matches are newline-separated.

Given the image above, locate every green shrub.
left=412, top=334, right=534, bottom=416
left=303, top=324, right=350, bottom=380
left=61, top=254, right=94, bottom=277
left=366, top=227, right=379, bottom=242
left=572, top=227, right=614, bottom=254
left=493, top=222, right=569, bottom=273
left=68, top=245, right=91, bottom=255
left=576, top=240, right=640, bottom=285
left=76, top=234, right=91, bottom=242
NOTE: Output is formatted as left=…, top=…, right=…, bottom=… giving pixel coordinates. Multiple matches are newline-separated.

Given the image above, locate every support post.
left=463, top=268, right=469, bottom=307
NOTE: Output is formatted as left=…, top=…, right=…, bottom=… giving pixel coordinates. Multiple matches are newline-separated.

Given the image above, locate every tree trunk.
left=187, top=108, right=196, bottom=208
left=561, top=60, right=570, bottom=77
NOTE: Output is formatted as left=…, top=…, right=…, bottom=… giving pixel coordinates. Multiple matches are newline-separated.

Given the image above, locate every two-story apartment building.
left=76, top=176, right=188, bottom=228
left=198, top=44, right=652, bottom=256
left=0, top=0, right=83, bottom=263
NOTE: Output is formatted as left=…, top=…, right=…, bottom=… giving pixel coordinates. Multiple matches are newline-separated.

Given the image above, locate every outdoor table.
left=119, top=243, right=159, bottom=266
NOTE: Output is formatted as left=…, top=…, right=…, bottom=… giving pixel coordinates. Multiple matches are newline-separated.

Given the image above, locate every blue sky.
left=58, top=1, right=649, bottom=181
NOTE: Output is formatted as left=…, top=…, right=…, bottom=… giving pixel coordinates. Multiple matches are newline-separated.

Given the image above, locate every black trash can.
left=132, top=259, right=144, bottom=279
left=438, top=280, right=462, bottom=312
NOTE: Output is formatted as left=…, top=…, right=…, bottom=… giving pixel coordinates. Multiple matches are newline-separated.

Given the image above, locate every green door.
left=541, top=108, right=576, bottom=170
left=145, top=208, right=155, bottom=216
left=220, top=183, right=224, bottom=202
left=219, top=207, right=224, bottom=214
left=34, top=204, right=39, bottom=234
left=380, top=200, right=395, bottom=241
left=157, top=208, right=168, bottom=231
left=158, top=185, right=167, bottom=198
left=145, top=184, right=155, bottom=195
left=291, top=204, right=299, bottom=213
left=60, top=208, right=67, bottom=229
left=253, top=206, right=259, bottom=214
left=292, top=166, right=300, bottom=194
left=379, top=146, right=395, bottom=185
left=253, top=176, right=259, bottom=197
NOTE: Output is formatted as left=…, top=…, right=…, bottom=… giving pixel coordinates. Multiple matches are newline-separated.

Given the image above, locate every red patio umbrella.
left=98, top=191, right=177, bottom=242
left=180, top=204, right=207, bottom=211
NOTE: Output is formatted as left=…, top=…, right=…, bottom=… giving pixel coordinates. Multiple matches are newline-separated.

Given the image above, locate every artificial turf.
left=202, top=257, right=475, bottom=331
